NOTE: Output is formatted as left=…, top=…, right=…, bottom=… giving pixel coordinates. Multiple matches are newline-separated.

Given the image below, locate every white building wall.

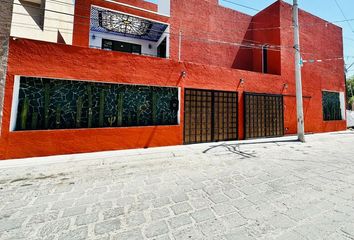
left=89, top=32, right=160, bottom=57
left=347, top=110, right=354, bottom=128
left=11, top=0, right=74, bottom=44
left=158, top=0, right=170, bottom=16
left=339, top=92, right=346, bottom=120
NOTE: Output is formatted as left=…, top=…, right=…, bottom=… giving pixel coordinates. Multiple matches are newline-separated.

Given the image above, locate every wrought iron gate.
left=184, top=89, right=238, bottom=144
left=244, top=92, right=284, bottom=139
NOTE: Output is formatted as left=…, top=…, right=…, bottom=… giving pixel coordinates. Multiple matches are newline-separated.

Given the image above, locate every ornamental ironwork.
left=90, top=6, right=168, bottom=42
left=98, top=10, right=151, bottom=36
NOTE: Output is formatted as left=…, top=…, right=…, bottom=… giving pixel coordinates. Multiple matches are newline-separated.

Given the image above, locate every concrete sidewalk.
left=0, top=131, right=354, bottom=239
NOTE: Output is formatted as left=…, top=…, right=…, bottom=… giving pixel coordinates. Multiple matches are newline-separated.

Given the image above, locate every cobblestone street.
left=0, top=131, right=354, bottom=240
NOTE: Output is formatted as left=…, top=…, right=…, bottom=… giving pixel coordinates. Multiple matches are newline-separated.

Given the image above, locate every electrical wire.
left=9, top=18, right=353, bottom=64
left=7, top=15, right=354, bottom=61
left=8, top=2, right=294, bottom=50
left=333, top=0, right=354, bottom=33
left=8, top=0, right=346, bottom=51
left=3, top=0, right=354, bottom=62
left=8, top=0, right=354, bottom=30
left=7, top=0, right=354, bottom=37
left=218, top=0, right=260, bottom=12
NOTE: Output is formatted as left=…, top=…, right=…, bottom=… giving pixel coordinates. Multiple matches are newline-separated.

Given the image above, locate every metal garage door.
left=244, top=92, right=284, bottom=139
left=184, top=89, right=238, bottom=144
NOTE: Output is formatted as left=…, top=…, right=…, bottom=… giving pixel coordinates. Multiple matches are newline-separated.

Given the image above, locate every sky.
left=146, top=0, right=354, bottom=77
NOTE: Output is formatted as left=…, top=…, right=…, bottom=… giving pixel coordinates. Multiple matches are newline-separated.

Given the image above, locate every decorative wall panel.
left=16, top=77, right=178, bottom=130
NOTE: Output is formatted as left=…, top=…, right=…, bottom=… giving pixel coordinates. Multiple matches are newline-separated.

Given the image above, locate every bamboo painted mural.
left=16, top=77, right=179, bottom=131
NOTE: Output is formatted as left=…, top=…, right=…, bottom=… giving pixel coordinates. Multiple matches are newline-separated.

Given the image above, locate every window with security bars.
left=322, top=91, right=342, bottom=121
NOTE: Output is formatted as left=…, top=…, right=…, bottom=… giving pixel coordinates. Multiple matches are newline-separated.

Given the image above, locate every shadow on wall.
left=232, top=29, right=254, bottom=71
left=19, top=0, right=45, bottom=29
left=57, top=31, right=66, bottom=44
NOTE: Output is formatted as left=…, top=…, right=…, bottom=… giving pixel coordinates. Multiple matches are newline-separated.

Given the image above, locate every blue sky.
left=146, top=0, right=354, bottom=76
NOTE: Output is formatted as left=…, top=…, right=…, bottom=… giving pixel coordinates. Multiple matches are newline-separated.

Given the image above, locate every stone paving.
left=0, top=131, right=354, bottom=240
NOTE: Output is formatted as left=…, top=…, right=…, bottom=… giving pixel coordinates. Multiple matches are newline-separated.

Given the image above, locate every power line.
left=346, top=62, right=354, bottom=71
left=8, top=1, right=295, bottom=50
left=7, top=0, right=354, bottom=34
left=219, top=0, right=354, bottom=28
left=7, top=16, right=354, bottom=60
left=10, top=17, right=352, bottom=63
left=8, top=14, right=288, bottom=50
left=333, top=0, right=354, bottom=33
left=9, top=0, right=351, bottom=51
left=219, top=0, right=259, bottom=12
left=4, top=0, right=354, bottom=61
left=9, top=0, right=287, bottom=33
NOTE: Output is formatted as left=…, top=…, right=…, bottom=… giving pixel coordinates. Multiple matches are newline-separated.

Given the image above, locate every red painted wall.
left=278, top=1, right=346, bottom=134
left=0, top=1, right=346, bottom=159
left=251, top=1, right=281, bottom=75
left=73, top=0, right=258, bottom=71
left=169, top=0, right=254, bottom=70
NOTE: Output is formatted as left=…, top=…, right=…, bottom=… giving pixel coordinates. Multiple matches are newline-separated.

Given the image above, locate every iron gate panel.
left=184, top=89, right=238, bottom=144
left=244, top=92, right=284, bottom=139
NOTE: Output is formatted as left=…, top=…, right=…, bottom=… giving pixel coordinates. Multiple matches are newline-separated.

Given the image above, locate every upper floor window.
left=262, top=44, right=269, bottom=74
left=90, top=6, right=169, bottom=58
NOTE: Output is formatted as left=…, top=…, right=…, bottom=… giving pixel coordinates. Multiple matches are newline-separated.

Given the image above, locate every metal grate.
left=184, top=89, right=238, bottom=144
left=244, top=92, right=284, bottom=139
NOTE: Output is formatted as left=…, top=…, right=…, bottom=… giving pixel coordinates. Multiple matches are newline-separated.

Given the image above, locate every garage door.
left=244, top=92, right=284, bottom=139
left=184, top=89, right=238, bottom=144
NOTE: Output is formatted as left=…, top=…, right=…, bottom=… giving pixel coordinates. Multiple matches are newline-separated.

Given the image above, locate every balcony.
left=89, top=6, right=169, bottom=58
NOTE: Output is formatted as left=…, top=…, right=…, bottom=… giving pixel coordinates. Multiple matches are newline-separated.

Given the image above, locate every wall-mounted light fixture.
left=283, top=83, right=288, bottom=90
left=237, top=78, right=245, bottom=89
left=181, top=71, right=187, bottom=78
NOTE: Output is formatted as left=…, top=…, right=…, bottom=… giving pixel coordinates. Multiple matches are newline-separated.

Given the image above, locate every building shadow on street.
left=202, top=139, right=299, bottom=158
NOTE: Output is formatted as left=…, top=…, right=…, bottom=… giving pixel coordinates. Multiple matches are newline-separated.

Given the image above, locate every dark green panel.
left=16, top=77, right=179, bottom=131
left=322, top=91, right=342, bottom=121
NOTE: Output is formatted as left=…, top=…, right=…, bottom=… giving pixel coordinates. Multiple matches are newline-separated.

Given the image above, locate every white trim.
left=156, top=25, right=170, bottom=58
left=177, top=87, right=181, bottom=124
left=9, top=76, right=181, bottom=131
left=321, top=89, right=342, bottom=93
left=339, top=92, right=346, bottom=120
left=322, top=89, right=346, bottom=121
left=103, top=0, right=170, bottom=18
left=9, top=76, right=21, bottom=132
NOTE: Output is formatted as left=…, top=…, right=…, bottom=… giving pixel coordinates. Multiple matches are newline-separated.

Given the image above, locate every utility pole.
left=292, top=0, right=305, bottom=142
left=0, top=0, right=14, bottom=136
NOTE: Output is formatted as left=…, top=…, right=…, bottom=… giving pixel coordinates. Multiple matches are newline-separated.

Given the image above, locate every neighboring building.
left=0, top=0, right=347, bottom=159
left=11, top=0, right=74, bottom=44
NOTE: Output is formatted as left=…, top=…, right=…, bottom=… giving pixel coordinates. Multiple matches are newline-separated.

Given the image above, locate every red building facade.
left=0, top=0, right=346, bottom=159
